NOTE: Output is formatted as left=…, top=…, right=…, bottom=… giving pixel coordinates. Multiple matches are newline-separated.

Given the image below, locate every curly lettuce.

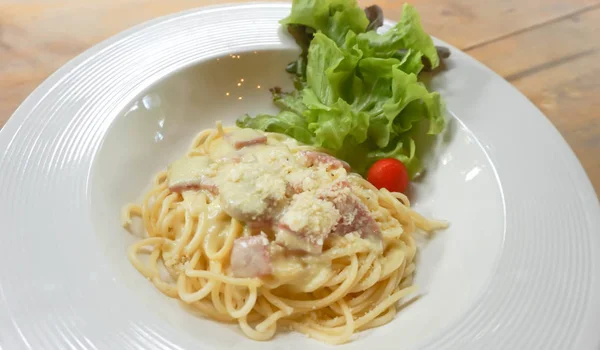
left=237, top=1, right=446, bottom=178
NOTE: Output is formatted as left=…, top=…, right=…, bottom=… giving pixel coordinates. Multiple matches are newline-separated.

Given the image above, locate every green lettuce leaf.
left=238, top=1, right=445, bottom=178
left=397, top=49, right=424, bottom=75
left=367, top=135, right=421, bottom=177
left=280, top=0, right=330, bottom=32
left=381, top=67, right=441, bottom=141
left=356, top=4, right=438, bottom=70
left=271, top=89, right=306, bottom=115
left=306, top=32, right=361, bottom=105
left=282, top=0, right=369, bottom=47
left=236, top=111, right=314, bottom=145
left=326, top=0, right=369, bottom=45
left=303, top=93, right=369, bottom=150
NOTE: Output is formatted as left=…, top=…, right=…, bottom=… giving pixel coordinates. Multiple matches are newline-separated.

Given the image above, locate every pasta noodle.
left=122, top=124, right=447, bottom=344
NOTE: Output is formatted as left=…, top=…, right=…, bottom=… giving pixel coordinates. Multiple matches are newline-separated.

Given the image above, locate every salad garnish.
left=237, top=1, right=449, bottom=179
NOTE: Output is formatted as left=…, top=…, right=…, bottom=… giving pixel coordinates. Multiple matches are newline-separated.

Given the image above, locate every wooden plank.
left=407, top=0, right=600, bottom=49
left=1, top=2, right=599, bottom=193
left=466, top=7, right=600, bottom=79
left=511, top=50, right=600, bottom=193
left=466, top=8, right=600, bottom=192
left=1, top=0, right=599, bottom=123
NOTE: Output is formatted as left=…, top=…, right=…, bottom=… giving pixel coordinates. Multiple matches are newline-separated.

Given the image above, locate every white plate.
left=0, top=3, right=598, bottom=349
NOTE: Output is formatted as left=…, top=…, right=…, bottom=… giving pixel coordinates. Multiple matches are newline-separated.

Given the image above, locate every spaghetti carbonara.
left=122, top=123, right=446, bottom=344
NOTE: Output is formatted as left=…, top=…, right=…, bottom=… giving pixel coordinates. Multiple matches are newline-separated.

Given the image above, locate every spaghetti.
left=122, top=124, right=446, bottom=344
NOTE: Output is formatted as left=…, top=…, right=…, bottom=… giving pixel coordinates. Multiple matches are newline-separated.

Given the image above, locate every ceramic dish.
left=0, top=3, right=598, bottom=349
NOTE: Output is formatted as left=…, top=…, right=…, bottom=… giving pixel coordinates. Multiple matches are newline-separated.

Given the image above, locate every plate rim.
left=0, top=3, right=599, bottom=349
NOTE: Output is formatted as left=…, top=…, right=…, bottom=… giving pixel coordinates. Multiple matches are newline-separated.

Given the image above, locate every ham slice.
left=297, top=151, right=350, bottom=171
left=318, top=181, right=381, bottom=240
left=219, top=162, right=287, bottom=225
left=168, top=156, right=219, bottom=194
left=225, top=129, right=268, bottom=150
left=275, top=192, right=340, bottom=254
left=230, top=235, right=272, bottom=278
left=170, top=181, right=219, bottom=195
left=276, top=225, right=322, bottom=254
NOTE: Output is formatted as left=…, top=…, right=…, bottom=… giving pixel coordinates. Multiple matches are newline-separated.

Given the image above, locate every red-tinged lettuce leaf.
left=364, top=5, right=384, bottom=32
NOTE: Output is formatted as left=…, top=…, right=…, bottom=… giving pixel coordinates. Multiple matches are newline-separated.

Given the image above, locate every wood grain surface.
left=1, top=0, right=599, bottom=193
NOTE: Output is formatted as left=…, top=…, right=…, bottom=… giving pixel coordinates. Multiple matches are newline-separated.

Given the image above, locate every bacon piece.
left=219, top=162, right=287, bottom=225
left=225, top=129, right=268, bottom=150
left=167, top=156, right=219, bottom=194
left=275, top=192, right=340, bottom=254
left=318, top=181, right=381, bottom=240
left=297, top=151, right=350, bottom=171
left=335, top=196, right=381, bottom=238
left=276, top=224, right=323, bottom=254
left=230, top=235, right=272, bottom=278
left=169, top=179, right=219, bottom=195
left=234, top=136, right=267, bottom=149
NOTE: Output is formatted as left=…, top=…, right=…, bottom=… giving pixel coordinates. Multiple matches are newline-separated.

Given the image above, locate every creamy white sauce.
left=167, top=128, right=382, bottom=283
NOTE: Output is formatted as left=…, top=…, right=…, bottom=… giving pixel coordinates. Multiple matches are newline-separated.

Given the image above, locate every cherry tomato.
left=367, top=158, right=409, bottom=193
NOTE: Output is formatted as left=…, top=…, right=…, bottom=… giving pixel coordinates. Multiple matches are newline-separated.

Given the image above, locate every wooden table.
left=1, top=0, right=599, bottom=194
